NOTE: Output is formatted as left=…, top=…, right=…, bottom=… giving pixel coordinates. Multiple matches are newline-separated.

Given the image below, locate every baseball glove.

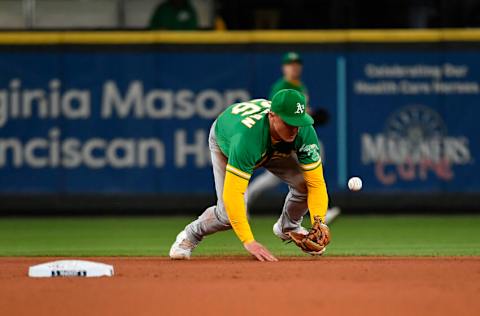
left=288, top=216, right=331, bottom=255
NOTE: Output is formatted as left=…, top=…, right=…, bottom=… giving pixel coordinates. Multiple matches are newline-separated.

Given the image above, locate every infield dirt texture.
left=1, top=216, right=479, bottom=316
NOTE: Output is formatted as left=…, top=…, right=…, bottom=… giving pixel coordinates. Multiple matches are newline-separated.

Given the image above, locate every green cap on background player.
left=271, top=89, right=314, bottom=127
left=282, top=52, right=302, bottom=64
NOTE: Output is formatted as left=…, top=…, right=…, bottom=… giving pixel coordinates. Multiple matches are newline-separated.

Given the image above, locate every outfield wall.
left=1, top=30, right=479, bottom=212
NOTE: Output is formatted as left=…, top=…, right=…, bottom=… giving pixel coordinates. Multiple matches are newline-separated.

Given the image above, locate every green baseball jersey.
left=215, top=99, right=322, bottom=180
left=269, top=79, right=308, bottom=99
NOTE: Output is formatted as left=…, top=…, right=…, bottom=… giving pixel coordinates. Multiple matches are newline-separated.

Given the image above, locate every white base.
left=28, top=260, right=114, bottom=278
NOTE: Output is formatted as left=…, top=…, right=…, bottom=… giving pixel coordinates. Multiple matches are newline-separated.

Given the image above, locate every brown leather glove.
left=288, top=216, right=331, bottom=255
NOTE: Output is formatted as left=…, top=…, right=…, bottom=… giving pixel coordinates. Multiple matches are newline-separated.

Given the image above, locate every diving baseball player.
left=169, top=89, right=330, bottom=262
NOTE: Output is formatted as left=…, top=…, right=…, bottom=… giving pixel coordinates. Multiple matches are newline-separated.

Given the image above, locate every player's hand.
left=243, top=241, right=278, bottom=262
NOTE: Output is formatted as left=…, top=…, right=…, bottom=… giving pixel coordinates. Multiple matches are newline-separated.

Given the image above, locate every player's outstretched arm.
left=302, top=164, right=329, bottom=224
left=223, top=169, right=278, bottom=262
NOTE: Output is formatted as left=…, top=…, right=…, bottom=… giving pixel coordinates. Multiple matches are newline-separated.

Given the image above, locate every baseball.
left=348, top=177, right=362, bottom=191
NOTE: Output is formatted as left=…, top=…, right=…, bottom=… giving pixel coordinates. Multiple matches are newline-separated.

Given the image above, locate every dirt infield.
left=0, top=257, right=479, bottom=316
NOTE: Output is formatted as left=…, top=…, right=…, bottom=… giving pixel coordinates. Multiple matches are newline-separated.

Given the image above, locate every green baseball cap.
left=282, top=52, right=302, bottom=64
left=270, top=89, right=313, bottom=127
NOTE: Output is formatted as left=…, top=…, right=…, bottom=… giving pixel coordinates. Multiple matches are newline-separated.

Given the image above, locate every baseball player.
left=170, top=89, right=330, bottom=261
left=247, top=51, right=340, bottom=224
left=269, top=52, right=308, bottom=100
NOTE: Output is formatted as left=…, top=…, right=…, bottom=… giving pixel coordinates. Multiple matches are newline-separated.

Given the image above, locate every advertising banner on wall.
left=348, top=52, right=479, bottom=192
left=0, top=48, right=478, bottom=194
left=0, top=51, right=338, bottom=193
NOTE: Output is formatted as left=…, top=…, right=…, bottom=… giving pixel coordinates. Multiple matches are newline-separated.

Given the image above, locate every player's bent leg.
left=264, top=155, right=310, bottom=240
left=272, top=186, right=309, bottom=240
left=170, top=121, right=233, bottom=259
left=185, top=204, right=231, bottom=243
left=170, top=205, right=231, bottom=260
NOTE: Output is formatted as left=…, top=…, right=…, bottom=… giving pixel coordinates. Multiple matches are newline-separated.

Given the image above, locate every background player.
left=247, top=52, right=340, bottom=224
left=170, top=89, right=330, bottom=261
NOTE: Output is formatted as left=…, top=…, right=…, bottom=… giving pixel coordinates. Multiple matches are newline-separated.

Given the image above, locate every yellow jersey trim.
left=226, top=164, right=251, bottom=180
left=300, top=160, right=321, bottom=171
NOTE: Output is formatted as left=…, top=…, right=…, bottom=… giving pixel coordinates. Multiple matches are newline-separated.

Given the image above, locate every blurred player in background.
left=269, top=52, right=307, bottom=99
left=170, top=89, right=330, bottom=261
left=247, top=52, right=341, bottom=224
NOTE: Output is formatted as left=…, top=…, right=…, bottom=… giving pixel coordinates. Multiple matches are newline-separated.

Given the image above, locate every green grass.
left=0, top=215, right=479, bottom=257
